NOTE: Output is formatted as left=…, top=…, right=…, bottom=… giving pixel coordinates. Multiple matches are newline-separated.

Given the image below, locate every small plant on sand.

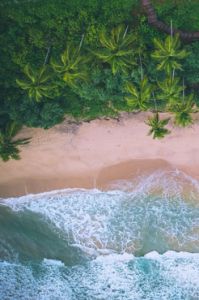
left=146, top=112, right=170, bottom=139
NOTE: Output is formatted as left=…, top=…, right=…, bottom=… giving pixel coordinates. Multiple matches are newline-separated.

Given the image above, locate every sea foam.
left=0, top=170, right=199, bottom=299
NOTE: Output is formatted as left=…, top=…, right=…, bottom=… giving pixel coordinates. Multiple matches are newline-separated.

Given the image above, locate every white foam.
left=1, top=170, right=199, bottom=299
left=1, top=250, right=199, bottom=299
left=1, top=170, right=199, bottom=255
left=69, top=250, right=199, bottom=300
left=42, top=258, right=65, bottom=267
left=145, top=250, right=199, bottom=259
left=95, top=252, right=134, bottom=262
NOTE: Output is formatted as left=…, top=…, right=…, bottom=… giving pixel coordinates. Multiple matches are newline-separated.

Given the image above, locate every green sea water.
left=0, top=170, right=199, bottom=299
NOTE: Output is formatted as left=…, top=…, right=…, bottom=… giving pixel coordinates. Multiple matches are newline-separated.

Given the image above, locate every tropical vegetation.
left=146, top=113, right=170, bottom=139
left=93, top=24, right=137, bottom=75
left=125, top=77, right=152, bottom=111
left=0, top=122, right=31, bottom=161
left=151, top=34, right=188, bottom=74
left=51, top=44, right=89, bottom=87
left=16, top=65, right=56, bottom=102
left=1, top=0, right=199, bottom=161
left=171, top=94, right=196, bottom=127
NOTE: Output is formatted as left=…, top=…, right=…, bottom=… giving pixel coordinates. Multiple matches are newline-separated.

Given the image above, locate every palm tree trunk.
left=44, top=46, right=51, bottom=65
left=78, top=34, right=85, bottom=52
left=139, top=52, right=143, bottom=81
left=123, top=25, right=129, bottom=39
left=141, top=0, right=199, bottom=42
left=170, top=20, right=173, bottom=38
left=172, top=68, right=175, bottom=80
left=182, top=77, right=185, bottom=104
left=152, top=92, right=158, bottom=112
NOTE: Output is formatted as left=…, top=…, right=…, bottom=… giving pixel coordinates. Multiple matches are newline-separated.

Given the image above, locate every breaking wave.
left=0, top=170, right=199, bottom=299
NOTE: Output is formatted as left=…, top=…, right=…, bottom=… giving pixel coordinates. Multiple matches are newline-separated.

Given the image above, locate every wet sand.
left=1, top=112, right=199, bottom=197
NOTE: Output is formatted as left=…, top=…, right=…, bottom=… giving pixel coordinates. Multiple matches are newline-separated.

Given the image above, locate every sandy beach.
left=1, top=112, right=199, bottom=197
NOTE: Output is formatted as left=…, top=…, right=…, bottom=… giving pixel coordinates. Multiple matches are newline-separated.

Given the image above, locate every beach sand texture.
left=1, top=112, right=199, bottom=197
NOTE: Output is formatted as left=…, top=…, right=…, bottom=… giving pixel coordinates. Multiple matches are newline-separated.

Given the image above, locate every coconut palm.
left=146, top=113, right=170, bottom=139
left=0, top=122, right=31, bottom=161
left=157, top=75, right=184, bottom=108
left=51, top=44, right=89, bottom=87
left=93, top=24, right=137, bottom=75
left=16, top=65, right=55, bottom=102
left=170, top=94, right=196, bottom=127
left=125, top=77, right=152, bottom=111
left=151, top=34, right=189, bottom=74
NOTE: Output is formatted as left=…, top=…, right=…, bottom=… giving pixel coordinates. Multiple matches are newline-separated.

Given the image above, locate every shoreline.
left=0, top=158, right=173, bottom=198
left=1, top=112, right=199, bottom=198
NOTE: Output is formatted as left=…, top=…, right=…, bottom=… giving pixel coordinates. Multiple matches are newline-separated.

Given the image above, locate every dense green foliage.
left=1, top=0, right=199, bottom=160
left=151, top=0, right=199, bottom=86
left=152, top=0, right=199, bottom=31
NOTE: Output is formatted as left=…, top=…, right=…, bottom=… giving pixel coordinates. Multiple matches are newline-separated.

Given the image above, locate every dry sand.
left=1, top=112, right=199, bottom=197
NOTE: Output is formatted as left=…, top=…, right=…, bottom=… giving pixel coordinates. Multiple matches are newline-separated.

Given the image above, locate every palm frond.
left=146, top=113, right=170, bottom=139
left=0, top=122, right=31, bottom=162
left=93, top=24, right=137, bottom=75
left=126, top=77, right=152, bottom=111
left=151, top=34, right=189, bottom=74
left=51, top=44, right=88, bottom=86
left=17, top=65, right=55, bottom=102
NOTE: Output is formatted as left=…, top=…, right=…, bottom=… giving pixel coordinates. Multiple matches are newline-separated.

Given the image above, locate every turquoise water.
left=0, top=171, right=199, bottom=299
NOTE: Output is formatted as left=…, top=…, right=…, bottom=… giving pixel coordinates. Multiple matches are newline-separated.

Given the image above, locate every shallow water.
left=0, top=170, right=199, bottom=299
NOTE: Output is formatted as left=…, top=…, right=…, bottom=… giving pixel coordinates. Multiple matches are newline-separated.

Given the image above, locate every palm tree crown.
left=0, top=122, right=31, bottom=161
left=51, top=44, right=89, bottom=87
left=125, top=77, right=152, bottom=111
left=16, top=65, right=55, bottom=102
left=151, top=34, right=189, bottom=74
left=146, top=113, right=170, bottom=139
left=170, top=94, right=196, bottom=127
left=157, top=76, right=184, bottom=108
left=93, top=24, right=137, bottom=75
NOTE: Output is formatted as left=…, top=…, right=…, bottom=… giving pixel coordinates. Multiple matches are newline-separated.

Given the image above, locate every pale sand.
left=1, top=112, right=199, bottom=197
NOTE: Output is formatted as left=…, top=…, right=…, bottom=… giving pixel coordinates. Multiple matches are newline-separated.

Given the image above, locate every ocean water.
left=0, top=170, right=199, bottom=299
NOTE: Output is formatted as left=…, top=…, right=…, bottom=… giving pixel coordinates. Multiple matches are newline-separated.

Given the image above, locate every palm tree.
left=125, top=77, right=152, bottom=111
left=51, top=44, right=89, bottom=87
left=170, top=94, right=196, bottom=127
left=151, top=34, right=189, bottom=74
left=16, top=65, right=56, bottom=102
left=146, top=113, right=170, bottom=139
left=157, top=75, right=184, bottom=108
left=93, top=24, right=137, bottom=75
left=0, top=122, right=31, bottom=161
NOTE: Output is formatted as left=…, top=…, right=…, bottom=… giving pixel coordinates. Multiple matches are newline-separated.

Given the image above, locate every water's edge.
left=0, top=170, right=199, bottom=299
